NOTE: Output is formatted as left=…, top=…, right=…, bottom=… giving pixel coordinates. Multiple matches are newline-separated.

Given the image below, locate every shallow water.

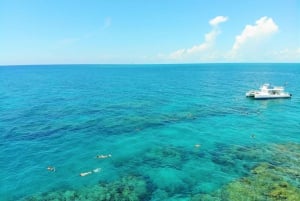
left=0, top=63, right=300, bottom=200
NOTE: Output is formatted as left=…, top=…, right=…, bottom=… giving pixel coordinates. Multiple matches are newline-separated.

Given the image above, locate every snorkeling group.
left=47, top=153, right=112, bottom=177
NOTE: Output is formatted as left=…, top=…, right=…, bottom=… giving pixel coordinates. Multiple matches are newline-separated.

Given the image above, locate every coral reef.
left=22, top=143, right=300, bottom=201
left=223, top=162, right=300, bottom=201
left=113, top=145, right=205, bottom=172
left=24, top=176, right=148, bottom=201
left=192, top=143, right=300, bottom=201
left=147, top=167, right=187, bottom=195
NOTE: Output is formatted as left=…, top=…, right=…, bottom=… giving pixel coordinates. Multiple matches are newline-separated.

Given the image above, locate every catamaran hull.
left=253, top=94, right=292, bottom=99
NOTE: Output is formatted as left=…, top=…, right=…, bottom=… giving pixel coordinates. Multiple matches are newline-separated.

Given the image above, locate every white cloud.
left=169, top=49, right=186, bottom=60
left=168, top=16, right=228, bottom=60
left=159, top=16, right=296, bottom=63
left=186, top=29, right=219, bottom=54
left=209, top=16, right=228, bottom=27
left=232, top=16, right=278, bottom=51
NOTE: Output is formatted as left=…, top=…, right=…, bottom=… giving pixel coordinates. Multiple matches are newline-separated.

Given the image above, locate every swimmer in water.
left=96, top=154, right=112, bottom=159
left=194, top=144, right=201, bottom=148
left=80, top=171, right=92, bottom=177
left=93, top=168, right=101, bottom=173
left=47, top=166, right=56, bottom=172
left=80, top=168, right=101, bottom=177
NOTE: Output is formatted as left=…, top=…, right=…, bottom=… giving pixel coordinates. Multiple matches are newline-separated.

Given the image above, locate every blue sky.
left=0, top=0, right=299, bottom=65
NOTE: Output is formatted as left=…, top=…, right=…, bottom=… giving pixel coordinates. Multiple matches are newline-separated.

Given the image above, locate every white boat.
left=246, top=84, right=292, bottom=99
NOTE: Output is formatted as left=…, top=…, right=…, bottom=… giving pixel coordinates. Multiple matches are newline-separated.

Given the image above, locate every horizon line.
left=1, top=62, right=300, bottom=67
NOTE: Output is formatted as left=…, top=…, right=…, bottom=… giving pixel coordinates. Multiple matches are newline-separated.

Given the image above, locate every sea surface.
left=1, top=63, right=300, bottom=200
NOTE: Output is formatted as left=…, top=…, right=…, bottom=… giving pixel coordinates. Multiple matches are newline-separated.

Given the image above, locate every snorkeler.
left=80, top=168, right=101, bottom=177
left=96, top=154, right=112, bottom=159
left=93, top=168, right=101, bottom=173
left=47, top=166, right=56, bottom=172
left=80, top=171, right=92, bottom=177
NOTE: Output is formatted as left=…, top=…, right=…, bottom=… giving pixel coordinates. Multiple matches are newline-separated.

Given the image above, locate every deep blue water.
left=0, top=63, right=300, bottom=200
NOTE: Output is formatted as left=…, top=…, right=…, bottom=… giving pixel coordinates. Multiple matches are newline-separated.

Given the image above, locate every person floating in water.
left=47, top=166, right=56, bottom=172
left=93, top=168, right=101, bottom=173
left=96, top=154, right=112, bottom=159
left=80, top=171, right=92, bottom=177
left=80, top=168, right=101, bottom=177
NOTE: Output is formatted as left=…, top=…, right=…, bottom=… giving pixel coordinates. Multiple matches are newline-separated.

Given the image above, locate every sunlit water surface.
left=1, top=64, right=300, bottom=200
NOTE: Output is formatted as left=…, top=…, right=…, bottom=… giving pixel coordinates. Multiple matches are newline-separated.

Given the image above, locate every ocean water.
left=0, top=63, right=300, bottom=200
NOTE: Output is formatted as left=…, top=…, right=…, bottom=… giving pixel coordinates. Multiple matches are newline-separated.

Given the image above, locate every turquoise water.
left=1, top=63, right=300, bottom=200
